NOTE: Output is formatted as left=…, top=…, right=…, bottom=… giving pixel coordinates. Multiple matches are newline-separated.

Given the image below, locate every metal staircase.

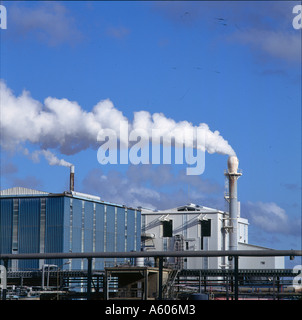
left=162, top=268, right=180, bottom=299
left=174, top=234, right=184, bottom=270
left=161, top=235, right=185, bottom=299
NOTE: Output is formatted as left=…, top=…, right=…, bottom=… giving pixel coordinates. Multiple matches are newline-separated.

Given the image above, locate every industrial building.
left=141, top=156, right=284, bottom=270
left=141, top=204, right=284, bottom=270
left=1, top=157, right=298, bottom=300
left=0, top=157, right=284, bottom=274
left=0, top=186, right=141, bottom=271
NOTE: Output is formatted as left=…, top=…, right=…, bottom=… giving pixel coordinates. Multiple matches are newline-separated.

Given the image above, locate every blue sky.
left=0, top=1, right=301, bottom=263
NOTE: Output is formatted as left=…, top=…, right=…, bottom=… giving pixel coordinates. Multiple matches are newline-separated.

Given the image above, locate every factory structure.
left=0, top=157, right=284, bottom=274
left=141, top=157, right=284, bottom=270
left=0, top=166, right=141, bottom=271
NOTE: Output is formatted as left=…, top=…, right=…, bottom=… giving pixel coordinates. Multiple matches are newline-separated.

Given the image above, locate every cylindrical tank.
left=136, top=257, right=144, bottom=267
left=227, top=156, right=239, bottom=174
left=189, top=293, right=209, bottom=300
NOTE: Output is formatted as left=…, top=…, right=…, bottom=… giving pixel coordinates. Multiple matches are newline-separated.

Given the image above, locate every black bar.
left=104, top=271, right=108, bottom=300
left=1, top=250, right=301, bottom=260
left=277, top=276, right=280, bottom=301
left=199, top=270, right=201, bottom=293
left=226, top=274, right=229, bottom=300
left=158, top=257, right=163, bottom=300
left=234, top=256, right=239, bottom=301
left=87, top=258, right=92, bottom=300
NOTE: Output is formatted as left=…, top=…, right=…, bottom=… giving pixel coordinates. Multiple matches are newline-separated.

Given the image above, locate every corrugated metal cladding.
left=18, top=198, right=41, bottom=270
left=0, top=187, right=49, bottom=196
left=0, top=199, right=13, bottom=254
left=45, top=197, right=64, bottom=267
left=0, top=194, right=141, bottom=271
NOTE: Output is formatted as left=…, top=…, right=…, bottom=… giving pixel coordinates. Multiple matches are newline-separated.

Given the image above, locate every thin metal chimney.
left=70, top=165, right=75, bottom=192
left=224, top=156, right=242, bottom=252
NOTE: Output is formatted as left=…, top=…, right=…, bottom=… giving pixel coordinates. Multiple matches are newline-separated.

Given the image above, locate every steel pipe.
left=1, top=250, right=301, bottom=261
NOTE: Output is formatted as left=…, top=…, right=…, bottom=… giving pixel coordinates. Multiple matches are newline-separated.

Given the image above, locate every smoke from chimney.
left=31, top=149, right=72, bottom=167
left=0, top=80, right=236, bottom=160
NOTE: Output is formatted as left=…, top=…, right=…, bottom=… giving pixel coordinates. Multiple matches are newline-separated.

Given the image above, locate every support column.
left=144, top=269, right=148, bottom=300
left=234, top=256, right=239, bottom=301
left=199, top=270, right=201, bottom=293
left=87, top=258, right=92, bottom=300
left=158, top=257, right=163, bottom=300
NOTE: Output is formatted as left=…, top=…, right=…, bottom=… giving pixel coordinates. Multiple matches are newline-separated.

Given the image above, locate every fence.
left=1, top=250, right=301, bottom=300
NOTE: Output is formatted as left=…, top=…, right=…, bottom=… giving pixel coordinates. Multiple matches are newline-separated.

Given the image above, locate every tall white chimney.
left=225, top=156, right=242, bottom=252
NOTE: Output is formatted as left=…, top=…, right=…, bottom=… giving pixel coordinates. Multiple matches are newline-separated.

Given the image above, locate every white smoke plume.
left=0, top=80, right=236, bottom=159
left=31, top=150, right=73, bottom=167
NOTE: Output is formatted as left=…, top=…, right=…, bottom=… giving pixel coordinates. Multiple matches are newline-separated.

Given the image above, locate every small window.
left=200, top=219, right=211, bottom=237
left=200, top=219, right=211, bottom=250
left=162, top=220, right=173, bottom=237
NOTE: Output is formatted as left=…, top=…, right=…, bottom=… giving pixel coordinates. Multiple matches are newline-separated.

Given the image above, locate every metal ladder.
left=162, top=269, right=180, bottom=299
left=174, top=235, right=184, bottom=270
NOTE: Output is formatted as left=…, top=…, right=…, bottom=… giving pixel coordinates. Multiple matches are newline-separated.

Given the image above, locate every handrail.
left=1, top=249, right=301, bottom=261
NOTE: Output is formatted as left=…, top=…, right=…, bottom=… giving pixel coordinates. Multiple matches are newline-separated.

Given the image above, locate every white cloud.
left=153, top=1, right=301, bottom=64
left=230, top=29, right=301, bottom=63
left=106, top=26, right=131, bottom=39
left=242, top=201, right=299, bottom=235
left=8, top=2, right=83, bottom=46
left=82, top=165, right=223, bottom=210
left=11, top=175, right=42, bottom=189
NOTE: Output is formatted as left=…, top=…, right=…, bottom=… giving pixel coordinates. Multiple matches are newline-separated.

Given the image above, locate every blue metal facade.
left=0, top=199, right=13, bottom=255
left=18, top=198, right=41, bottom=270
left=45, top=197, right=64, bottom=267
left=0, top=193, right=141, bottom=271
